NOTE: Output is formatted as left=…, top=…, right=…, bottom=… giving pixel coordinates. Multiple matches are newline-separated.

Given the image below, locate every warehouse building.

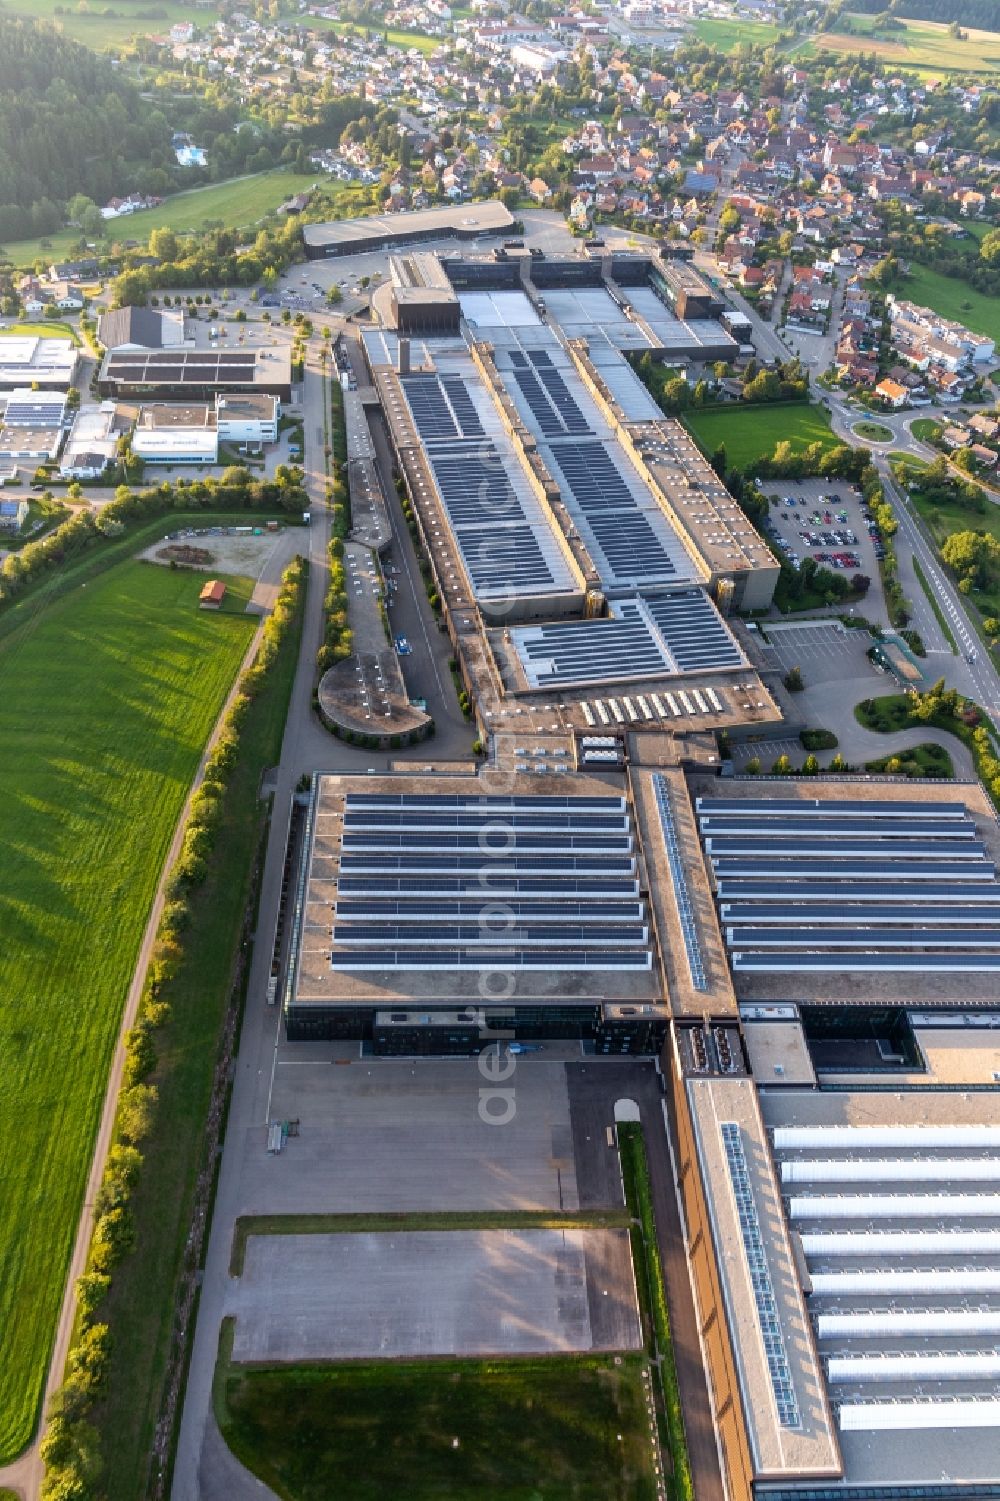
left=97, top=304, right=187, bottom=351
left=302, top=199, right=514, bottom=259
left=284, top=771, right=669, bottom=1051
left=98, top=347, right=291, bottom=403
left=132, top=404, right=219, bottom=465
left=214, top=392, right=279, bottom=445
left=0, top=336, right=78, bottom=391
left=59, top=402, right=121, bottom=479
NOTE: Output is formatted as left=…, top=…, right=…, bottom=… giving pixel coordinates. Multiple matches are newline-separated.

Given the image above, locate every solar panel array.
left=697, top=796, right=1000, bottom=972
left=546, top=440, right=684, bottom=590
left=400, top=373, right=485, bottom=441
left=721, top=1122, right=801, bottom=1428
left=508, top=348, right=590, bottom=436
left=641, top=591, right=743, bottom=672
left=653, top=775, right=707, bottom=990
left=398, top=371, right=577, bottom=605
left=510, top=591, right=742, bottom=689
left=101, top=349, right=274, bottom=389
left=330, top=793, right=652, bottom=972
left=769, top=1118, right=1000, bottom=1429
left=3, top=393, right=66, bottom=426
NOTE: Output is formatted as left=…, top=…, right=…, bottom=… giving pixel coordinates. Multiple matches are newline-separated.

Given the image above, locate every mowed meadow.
left=0, top=560, right=256, bottom=1461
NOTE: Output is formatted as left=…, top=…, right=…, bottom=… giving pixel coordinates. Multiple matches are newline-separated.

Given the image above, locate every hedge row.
left=618, top=1123, right=693, bottom=1501
left=0, top=470, right=309, bottom=611
left=39, top=557, right=308, bottom=1501
left=316, top=534, right=353, bottom=676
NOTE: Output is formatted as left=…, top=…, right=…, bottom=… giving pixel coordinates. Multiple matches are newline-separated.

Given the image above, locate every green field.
left=216, top=1337, right=658, bottom=1501
left=306, top=14, right=442, bottom=55
left=3, top=170, right=320, bottom=269
left=691, top=16, right=781, bottom=49
left=3, top=0, right=207, bottom=50
left=683, top=402, right=838, bottom=470
left=910, top=418, right=942, bottom=444
left=0, top=559, right=256, bottom=1461
left=815, top=14, right=1000, bottom=75
left=899, top=263, right=1000, bottom=343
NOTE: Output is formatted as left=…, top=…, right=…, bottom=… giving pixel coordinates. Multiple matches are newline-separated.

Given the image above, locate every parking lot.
left=228, top=1226, right=641, bottom=1361
left=759, top=477, right=885, bottom=607
left=249, top=1056, right=581, bottom=1216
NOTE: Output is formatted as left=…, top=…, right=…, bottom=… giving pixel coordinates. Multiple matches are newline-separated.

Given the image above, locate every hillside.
left=0, top=15, right=174, bottom=240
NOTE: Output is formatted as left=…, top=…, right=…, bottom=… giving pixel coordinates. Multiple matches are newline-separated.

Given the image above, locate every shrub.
left=116, top=1083, right=158, bottom=1145
left=783, top=665, right=804, bottom=692
left=799, top=727, right=838, bottom=751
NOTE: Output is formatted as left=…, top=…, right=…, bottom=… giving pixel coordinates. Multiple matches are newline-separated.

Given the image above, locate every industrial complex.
left=268, top=237, right=1000, bottom=1501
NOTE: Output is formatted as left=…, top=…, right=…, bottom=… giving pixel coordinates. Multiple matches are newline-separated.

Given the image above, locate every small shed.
left=199, top=578, right=226, bottom=610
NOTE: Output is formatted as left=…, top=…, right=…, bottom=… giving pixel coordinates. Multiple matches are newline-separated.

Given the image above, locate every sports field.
left=815, top=15, right=1000, bottom=74
left=683, top=402, right=839, bottom=470
left=0, top=560, right=256, bottom=1461
left=4, top=170, right=321, bottom=268
left=216, top=1340, right=659, bottom=1501
left=898, top=263, right=1000, bottom=344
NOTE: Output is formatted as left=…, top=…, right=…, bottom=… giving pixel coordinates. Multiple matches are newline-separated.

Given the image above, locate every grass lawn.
left=215, top=1334, right=658, bottom=1501
left=910, top=418, right=941, bottom=443
left=0, top=320, right=79, bottom=344
left=5, top=0, right=208, bottom=50
left=3, top=170, right=319, bottom=269
left=306, top=15, right=442, bottom=54
left=898, top=262, right=1000, bottom=343
left=908, top=479, right=1000, bottom=625
left=852, top=420, right=893, bottom=442
left=0, top=560, right=256, bottom=1462
left=92, top=558, right=305, bottom=1501
left=683, top=402, right=838, bottom=470
left=230, top=1210, right=631, bottom=1277
left=691, top=17, right=781, bottom=49
left=816, top=15, right=1000, bottom=74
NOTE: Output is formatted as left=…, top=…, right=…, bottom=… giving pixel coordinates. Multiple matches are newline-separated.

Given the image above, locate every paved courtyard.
left=228, top=1227, right=641, bottom=1361
left=238, top=1057, right=580, bottom=1215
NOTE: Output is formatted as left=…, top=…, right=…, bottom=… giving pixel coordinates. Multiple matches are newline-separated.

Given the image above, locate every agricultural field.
left=691, top=17, right=782, bottom=49
left=815, top=15, right=1000, bottom=75
left=4, top=0, right=207, bottom=50
left=683, top=401, right=839, bottom=470
left=895, top=263, right=1000, bottom=344
left=215, top=1337, right=659, bottom=1501
left=0, top=560, right=256, bottom=1461
left=3, top=170, right=321, bottom=269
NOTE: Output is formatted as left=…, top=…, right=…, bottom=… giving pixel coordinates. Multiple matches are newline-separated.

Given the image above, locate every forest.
left=0, top=18, right=174, bottom=240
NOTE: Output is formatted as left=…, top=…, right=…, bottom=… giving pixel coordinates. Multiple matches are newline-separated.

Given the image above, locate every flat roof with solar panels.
left=286, top=772, right=662, bottom=1028
left=683, top=1076, right=842, bottom=1482
left=390, top=353, right=583, bottom=615
left=688, top=780, right=1000, bottom=1001
left=753, top=1088, right=1000, bottom=1493
left=490, top=337, right=697, bottom=596
left=98, top=347, right=292, bottom=401
left=509, top=590, right=744, bottom=690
